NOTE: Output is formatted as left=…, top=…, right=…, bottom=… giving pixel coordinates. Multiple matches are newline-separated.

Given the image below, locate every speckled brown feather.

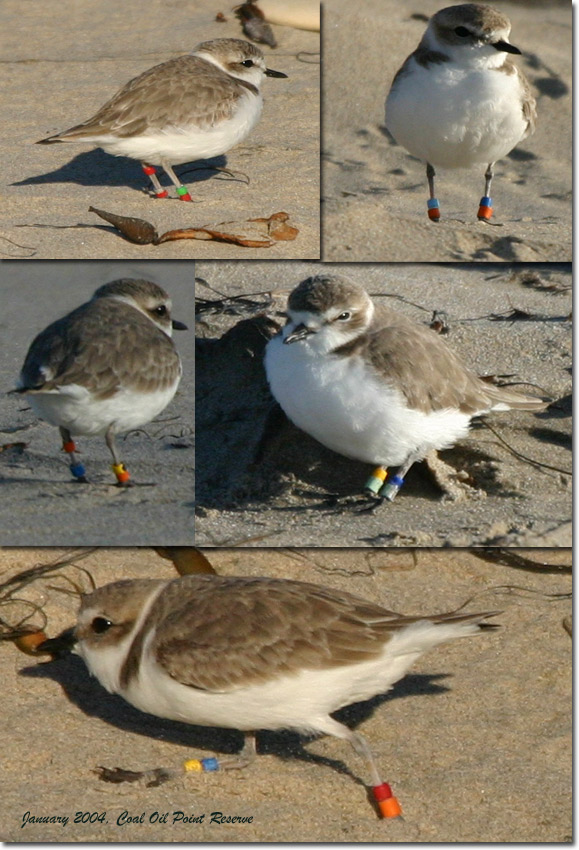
left=130, top=575, right=496, bottom=692
left=335, top=305, right=545, bottom=415
left=19, top=281, right=181, bottom=398
left=42, top=54, right=256, bottom=140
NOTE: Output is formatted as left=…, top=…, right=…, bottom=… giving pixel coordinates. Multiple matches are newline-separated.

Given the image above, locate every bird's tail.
left=482, top=382, right=550, bottom=412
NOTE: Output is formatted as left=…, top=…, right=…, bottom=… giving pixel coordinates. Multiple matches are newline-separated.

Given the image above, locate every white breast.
left=265, top=335, right=472, bottom=467
left=98, top=90, right=263, bottom=165
left=27, top=379, right=180, bottom=437
left=386, top=60, right=529, bottom=167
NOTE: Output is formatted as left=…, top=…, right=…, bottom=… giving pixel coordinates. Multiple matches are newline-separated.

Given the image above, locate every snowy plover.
left=39, top=574, right=498, bottom=817
left=265, top=275, right=547, bottom=502
left=385, top=4, right=536, bottom=220
left=14, top=279, right=186, bottom=485
left=37, top=39, right=287, bottom=201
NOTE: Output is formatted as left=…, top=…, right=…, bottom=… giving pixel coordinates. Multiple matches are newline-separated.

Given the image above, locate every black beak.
left=492, top=40, right=521, bottom=55
left=36, top=627, right=77, bottom=657
left=265, top=68, right=288, bottom=78
left=172, top=319, right=188, bottom=331
left=284, top=323, right=315, bottom=344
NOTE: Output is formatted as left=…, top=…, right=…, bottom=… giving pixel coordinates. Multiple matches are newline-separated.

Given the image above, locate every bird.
left=264, top=275, right=548, bottom=502
left=385, top=4, right=536, bottom=221
left=37, top=573, right=499, bottom=817
left=13, top=278, right=186, bottom=485
left=36, top=38, right=287, bottom=201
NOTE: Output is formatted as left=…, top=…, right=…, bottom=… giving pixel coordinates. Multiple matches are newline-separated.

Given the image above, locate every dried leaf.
left=88, top=208, right=298, bottom=248
left=89, top=206, right=158, bottom=244
left=154, top=547, right=216, bottom=575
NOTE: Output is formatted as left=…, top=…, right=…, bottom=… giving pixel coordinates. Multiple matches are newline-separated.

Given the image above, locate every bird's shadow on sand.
left=14, top=150, right=228, bottom=190
left=21, top=654, right=453, bottom=785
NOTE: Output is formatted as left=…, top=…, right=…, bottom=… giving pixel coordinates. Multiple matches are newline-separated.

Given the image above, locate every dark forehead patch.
left=288, top=276, right=367, bottom=313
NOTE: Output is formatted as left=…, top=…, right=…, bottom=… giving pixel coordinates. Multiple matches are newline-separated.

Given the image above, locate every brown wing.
left=335, top=307, right=492, bottom=415
left=519, top=70, right=537, bottom=137
left=153, top=576, right=496, bottom=692
left=152, top=575, right=413, bottom=692
left=20, top=300, right=180, bottom=398
left=362, top=307, right=547, bottom=413
left=59, top=56, right=246, bottom=138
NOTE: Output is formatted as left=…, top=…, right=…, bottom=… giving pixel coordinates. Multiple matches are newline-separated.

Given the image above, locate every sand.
left=2, top=0, right=320, bottom=260
left=0, top=546, right=571, bottom=842
left=195, top=261, right=571, bottom=547
left=322, top=0, right=572, bottom=262
left=0, top=262, right=194, bottom=545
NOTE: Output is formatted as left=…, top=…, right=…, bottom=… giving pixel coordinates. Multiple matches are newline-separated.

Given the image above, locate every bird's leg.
left=323, top=718, right=402, bottom=819
left=105, top=425, right=131, bottom=487
left=59, top=427, right=88, bottom=482
left=141, top=162, right=169, bottom=199
left=184, top=732, right=257, bottom=773
left=162, top=161, right=193, bottom=202
left=378, top=450, right=422, bottom=502
left=477, top=162, right=494, bottom=220
left=426, top=162, right=440, bottom=221
left=364, top=465, right=388, bottom=497
left=348, top=731, right=402, bottom=819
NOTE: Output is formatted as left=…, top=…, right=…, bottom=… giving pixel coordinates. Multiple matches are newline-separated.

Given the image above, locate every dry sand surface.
left=2, top=0, right=320, bottom=260
left=0, top=546, right=571, bottom=842
left=0, top=262, right=194, bottom=545
left=195, top=261, right=571, bottom=547
left=323, top=0, right=571, bottom=262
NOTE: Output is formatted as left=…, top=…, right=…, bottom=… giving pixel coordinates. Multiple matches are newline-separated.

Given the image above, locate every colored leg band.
left=427, top=198, right=440, bottom=220
left=176, top=186, right=193, bottom=201
left=373, top=783, right=402, bottom=818
left=112, top=463, right=131, bottom=484
left=69, top=462, right=86, bottom=479
left=62, top=440, right=77, bottom=454
left=143, top=164, right=169, bottom=197
left=477, top=196, right=493, bottom=220
left=184, top=757, right=220, bottom=773
left=379, top=474, right=404, bottom=501
left=364, top=467, right=388, bottom=496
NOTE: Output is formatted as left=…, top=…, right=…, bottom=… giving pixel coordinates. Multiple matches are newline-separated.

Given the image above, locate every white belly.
left=265, top=336, right=471, bottom=467
left=28, top=380, right=180, bottom=437
left=124, top=619, right=475, bottom=735
left=386, top=61, right=529, bottom=167
left=98, top=92, right=263, bottom=165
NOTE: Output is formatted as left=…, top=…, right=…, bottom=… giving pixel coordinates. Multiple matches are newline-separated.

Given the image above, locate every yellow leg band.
left=112, top=462, right=131, bottom=484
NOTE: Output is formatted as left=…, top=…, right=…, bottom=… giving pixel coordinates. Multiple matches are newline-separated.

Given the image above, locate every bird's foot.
left=424, top=451, right=485, bottom=502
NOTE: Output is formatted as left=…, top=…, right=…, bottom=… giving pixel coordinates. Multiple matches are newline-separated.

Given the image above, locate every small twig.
left=480, top=420, right=572, bottom=476
left=473, top=548, right=571, bottom=574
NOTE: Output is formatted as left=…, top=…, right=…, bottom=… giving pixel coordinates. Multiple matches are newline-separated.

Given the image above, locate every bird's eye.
left=91, top=617, right=112, bottom=634
left=154, top=305, right=167, bottom=316
left=241, top=59, right=255, bottom=68
left=454, top=26, right=470, bottom=37
left=337, top=311, right=351, bottom=322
